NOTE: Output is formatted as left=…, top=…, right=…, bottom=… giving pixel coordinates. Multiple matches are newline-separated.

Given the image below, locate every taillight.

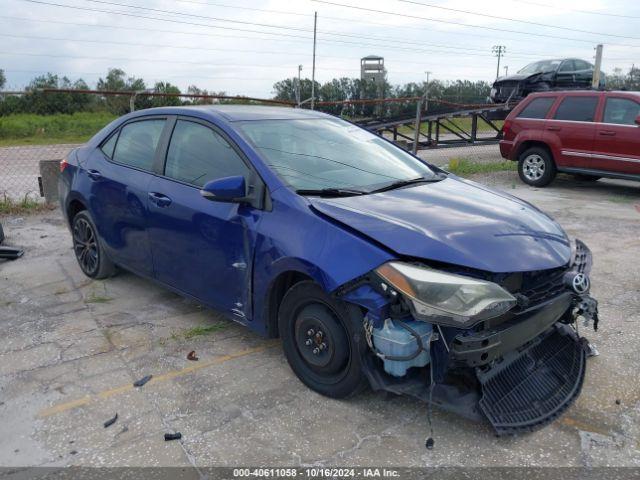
left=60, top=158, right=69, bottom=173
left=502, top=120, right=512, bottom=139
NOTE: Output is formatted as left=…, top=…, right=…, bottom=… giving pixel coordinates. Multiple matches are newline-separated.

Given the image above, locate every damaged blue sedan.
left=58, top=106, right=600, bottom=435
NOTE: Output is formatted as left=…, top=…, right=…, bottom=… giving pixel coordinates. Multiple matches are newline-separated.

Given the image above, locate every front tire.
left=518, top=147, right=556, bottom=187
left=278, top=281, right=367, bottom=398
left=72, top=211, right=116, bottom=279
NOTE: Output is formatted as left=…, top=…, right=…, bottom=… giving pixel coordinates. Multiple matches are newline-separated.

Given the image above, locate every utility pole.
left=311, top=11, right=317, bottom=110
left=492, top=45, right=506, bottom=80
left=424, top=71, right=431, bottom=112
left=296, top=65, right=302, bottom=106
left=504, top=65, right=509, bottom=76
left=592, top=44, right=603, bottom=89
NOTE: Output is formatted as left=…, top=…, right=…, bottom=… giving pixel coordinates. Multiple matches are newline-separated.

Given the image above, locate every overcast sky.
left=1, top=0, right=639, bottom=96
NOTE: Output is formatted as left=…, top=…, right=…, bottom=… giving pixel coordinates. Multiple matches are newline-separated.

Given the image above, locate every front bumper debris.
left=477, top=324, right=586, bottom=435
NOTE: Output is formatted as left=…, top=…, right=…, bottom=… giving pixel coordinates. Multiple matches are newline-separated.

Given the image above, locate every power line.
left=311, top=0, right=640, bottom=44
left=15, top=0, right=540, bottom=55
left=3, top=4, right=564, bottom=60
left=509, top=0, right=640, bottom=19
left=397, top=0, right=639, bottom=38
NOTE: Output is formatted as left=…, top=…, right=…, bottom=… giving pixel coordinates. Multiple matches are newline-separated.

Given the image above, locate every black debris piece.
left=615, top=399, right=621, bottom=405
left=187, top=350, right=199, bottom=361
left=103, top=413, right=118, bottom=428
left=133, top=375, right=153, bottom=387
left=0, top=222, right=24, bottom=260
left=70, top=450, right=78, bottom=455
left=164, top=432, right=182, bottom=441
left=425, top=437, right=434, bottom=450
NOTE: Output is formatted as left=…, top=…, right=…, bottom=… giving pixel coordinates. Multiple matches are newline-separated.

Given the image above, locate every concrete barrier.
left=38, top=159, right=61, bottom=203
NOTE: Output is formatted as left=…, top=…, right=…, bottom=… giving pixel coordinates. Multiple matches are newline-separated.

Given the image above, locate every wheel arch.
left=263, top=270, right=315, bottom=338
left=516, top=140, right=555, bottom=164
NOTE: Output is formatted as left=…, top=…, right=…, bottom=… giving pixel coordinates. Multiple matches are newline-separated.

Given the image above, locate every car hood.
left=309, top=177, right=571, bottom=273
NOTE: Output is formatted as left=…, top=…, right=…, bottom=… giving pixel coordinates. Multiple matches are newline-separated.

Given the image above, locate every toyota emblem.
left=571, top=273, right=590, bottom=294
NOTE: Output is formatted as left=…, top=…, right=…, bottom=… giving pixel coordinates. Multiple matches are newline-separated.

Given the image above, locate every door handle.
left=599, top=130, right=616, bottom=136
left=546, top=126, right=561, bottom=132
left=87, top=169, right=102, bottom=180
left=148, top=192, right=172, bottom=207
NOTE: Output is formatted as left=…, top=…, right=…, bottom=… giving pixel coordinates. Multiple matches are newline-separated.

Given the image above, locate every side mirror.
left=635, top=115, right=640, bottom=126
left=200, top=176, right=247, bottom=203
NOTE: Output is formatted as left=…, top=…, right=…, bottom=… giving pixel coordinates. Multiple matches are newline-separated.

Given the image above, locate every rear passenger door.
left=546, top=95, right=600, bottom=169
left=87, top=117, right=168, bottom=277
left=592, top=96, right=640, bottom=174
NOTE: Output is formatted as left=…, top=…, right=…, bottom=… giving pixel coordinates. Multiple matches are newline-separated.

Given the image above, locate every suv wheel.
left=278, top=281, right=367, bottom=399
left=518, top=147, right=556, bottom=187
left=72, top=211, right=117, bottom=279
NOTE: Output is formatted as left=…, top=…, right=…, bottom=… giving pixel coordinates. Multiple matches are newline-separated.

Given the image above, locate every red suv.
left=500, top=90, right=640, bottom=186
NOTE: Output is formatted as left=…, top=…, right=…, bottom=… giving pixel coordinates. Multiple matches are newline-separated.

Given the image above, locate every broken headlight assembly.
left=375, top=262, right=516, bottom=328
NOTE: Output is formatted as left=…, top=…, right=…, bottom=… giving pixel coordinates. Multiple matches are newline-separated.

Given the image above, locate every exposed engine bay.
left=339, top=239, right=599, bottom=435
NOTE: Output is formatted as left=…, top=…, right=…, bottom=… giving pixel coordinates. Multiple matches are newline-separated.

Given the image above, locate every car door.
left=147, top=117, right=261, bottom=320
left=573, top=60, right=595, bottom=87
left=554, top=60, right=576, bottom=88
left=545, top=94, right=600, bottom=169
left=592, top=96, right=640, bottom=174
left=86, top=117, right=168, bottom=277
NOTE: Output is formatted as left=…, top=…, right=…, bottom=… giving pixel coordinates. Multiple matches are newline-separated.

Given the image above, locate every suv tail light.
left=60, top=158, right=69, bottom=173
left=502, top=120, right=512, bottom=139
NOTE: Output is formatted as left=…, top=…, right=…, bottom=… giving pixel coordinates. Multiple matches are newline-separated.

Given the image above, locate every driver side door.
left=147, top=117, right=262, bottom=321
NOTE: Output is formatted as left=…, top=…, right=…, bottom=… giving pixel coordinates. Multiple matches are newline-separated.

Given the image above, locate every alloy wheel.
left=73, top=217, right=99, bottom=275
left=522, top=154, right=546, bottom=181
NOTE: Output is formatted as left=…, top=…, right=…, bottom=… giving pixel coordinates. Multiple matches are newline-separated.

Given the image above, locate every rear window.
left=553, top=96, right=599, bottom=122
left=517, top=97, right=556, bottom=119
left=603, top=97, right=640, bottom=125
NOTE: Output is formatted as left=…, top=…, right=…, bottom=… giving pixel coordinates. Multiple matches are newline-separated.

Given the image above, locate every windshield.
left=237, top=118, right=435, bottom=192
left=518, top=60, right=562, bottom=75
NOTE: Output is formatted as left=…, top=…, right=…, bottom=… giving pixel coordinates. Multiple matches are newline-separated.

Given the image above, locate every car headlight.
left=375, top=262, right=516, bottom=328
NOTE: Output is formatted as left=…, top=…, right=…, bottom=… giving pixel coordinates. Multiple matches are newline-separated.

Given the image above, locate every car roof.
left=127, top=105, right=332, bottom=122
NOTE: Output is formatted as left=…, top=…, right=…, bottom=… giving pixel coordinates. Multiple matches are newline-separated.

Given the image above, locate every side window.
left=559, top=60, right=575, bottom=72
left=574, top=60, right=592, bottom=71
left=553, top=97, right=599, bottom=122
left=517, top=97, right=556, bottom=119
left=112, top=119, right=165, bottom=171
left=164, top=120, right=249, bottom=187
left=603, top=98, right=640, bottom=125
left=100, top=132, right=118, bottom=159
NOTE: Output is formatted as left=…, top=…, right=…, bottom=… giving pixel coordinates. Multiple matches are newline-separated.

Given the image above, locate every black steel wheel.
left=278, top=281, right=367, bottom=398
left=71, top=210, right=116, bottom=279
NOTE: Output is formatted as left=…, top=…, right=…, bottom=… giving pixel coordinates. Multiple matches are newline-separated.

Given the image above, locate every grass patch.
left=608, top=196, right=635, bottom=204
left=0, top=193, right=54, bottom=215
left=398, top=118, right=504, bottom=137
left=177, top=323, right=229, bottom=340
left=0, top=112, right=116, bottom=146
left=446, top=158, right=517, bottom=176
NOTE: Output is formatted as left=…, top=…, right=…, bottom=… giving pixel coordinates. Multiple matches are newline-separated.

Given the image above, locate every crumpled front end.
left=339, top=239, right=599, bottom=435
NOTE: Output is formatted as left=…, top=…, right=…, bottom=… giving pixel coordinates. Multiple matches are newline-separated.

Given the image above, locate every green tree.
left=150, top=81, right=182, bottom=107
left=0, top=69, right=5, bottom=90
left=97, top=68, right=148, bottom=114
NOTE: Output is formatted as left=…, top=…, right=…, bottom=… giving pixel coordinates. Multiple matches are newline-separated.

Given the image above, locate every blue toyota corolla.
left=59, top=105, right=600, bottom=435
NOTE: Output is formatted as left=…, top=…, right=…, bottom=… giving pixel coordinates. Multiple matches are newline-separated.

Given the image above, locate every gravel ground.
left=0, top=164, right=639, bottom=474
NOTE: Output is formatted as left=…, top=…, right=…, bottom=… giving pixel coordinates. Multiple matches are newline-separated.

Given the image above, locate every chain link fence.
left=0, top=91, right=510, bottom=203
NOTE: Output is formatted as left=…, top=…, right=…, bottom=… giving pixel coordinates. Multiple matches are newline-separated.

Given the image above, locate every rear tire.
left=518, top=147, right=556, bottom=187
left=278, top=281, right=367, bottom=399
left=71, top=211, right=117, bottom=279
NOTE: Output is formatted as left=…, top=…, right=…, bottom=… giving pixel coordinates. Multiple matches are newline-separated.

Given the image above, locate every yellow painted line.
left=559, top=416, right=611, bottom=436
left=39, top=341, right=279, bottom=418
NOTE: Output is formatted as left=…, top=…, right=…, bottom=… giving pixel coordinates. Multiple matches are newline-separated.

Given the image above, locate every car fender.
left=512, top=129, right=549, bottom=161
left=250, top=190, right=394, bottom=334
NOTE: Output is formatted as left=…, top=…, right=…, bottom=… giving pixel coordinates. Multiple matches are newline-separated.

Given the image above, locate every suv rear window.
left=517, top=97, right=555, bottom=119
left=553, top=96, right=599, bottom=122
